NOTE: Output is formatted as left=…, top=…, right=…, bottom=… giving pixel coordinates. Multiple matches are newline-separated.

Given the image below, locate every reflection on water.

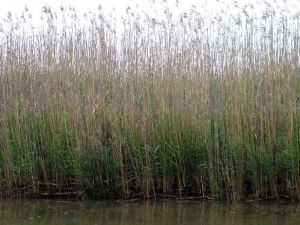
left=0, top=199, right=299, bottom=225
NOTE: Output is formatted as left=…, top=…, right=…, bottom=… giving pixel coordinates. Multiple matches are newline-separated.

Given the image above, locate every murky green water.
left=0, top=199, right=299, bottom=225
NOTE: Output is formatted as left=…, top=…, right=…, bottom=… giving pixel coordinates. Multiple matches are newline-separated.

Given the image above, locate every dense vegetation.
left=0, top=3, right=299, bottom=201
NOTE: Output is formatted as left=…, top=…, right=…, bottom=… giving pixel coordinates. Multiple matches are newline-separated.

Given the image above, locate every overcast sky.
left=1, top=0, right=300, bottom=21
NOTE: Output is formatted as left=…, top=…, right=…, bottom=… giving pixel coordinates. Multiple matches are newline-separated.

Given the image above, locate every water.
left=0, top=199, right=299, bottom=225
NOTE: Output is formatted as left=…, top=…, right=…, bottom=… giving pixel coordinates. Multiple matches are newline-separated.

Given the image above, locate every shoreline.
left=1, top=187, right=299, bottom=203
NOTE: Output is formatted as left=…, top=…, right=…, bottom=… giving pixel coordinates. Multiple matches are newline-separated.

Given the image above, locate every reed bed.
left=0, top=3, right=299, bottom=200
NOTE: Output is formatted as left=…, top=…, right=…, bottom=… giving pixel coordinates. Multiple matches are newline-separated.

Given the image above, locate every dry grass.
left=0, top=4, right=299, bottom=200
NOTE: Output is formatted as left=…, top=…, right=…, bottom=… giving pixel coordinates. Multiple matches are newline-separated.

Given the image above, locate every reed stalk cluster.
left=0, top=4, right=299, bottom=200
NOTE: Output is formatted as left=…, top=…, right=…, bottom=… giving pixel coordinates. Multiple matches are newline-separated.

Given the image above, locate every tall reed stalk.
left=0, top=3, right=299, bottom=200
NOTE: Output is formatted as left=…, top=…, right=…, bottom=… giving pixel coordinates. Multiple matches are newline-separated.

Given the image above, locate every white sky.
left=1, top=0, right=300, bottom=21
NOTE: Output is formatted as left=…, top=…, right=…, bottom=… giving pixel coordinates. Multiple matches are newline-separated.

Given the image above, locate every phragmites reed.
left=0, top=2, right=299, bottom=200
